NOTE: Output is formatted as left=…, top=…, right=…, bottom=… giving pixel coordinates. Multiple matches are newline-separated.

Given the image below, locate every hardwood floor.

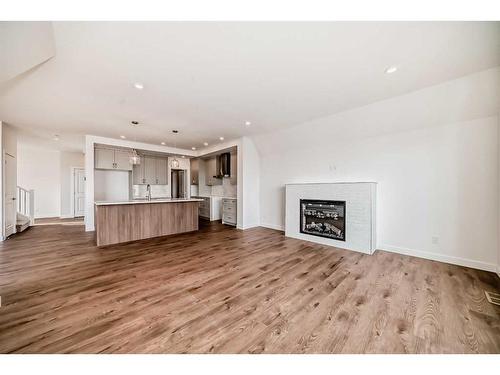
left=0, top=221, right=499, bottom=353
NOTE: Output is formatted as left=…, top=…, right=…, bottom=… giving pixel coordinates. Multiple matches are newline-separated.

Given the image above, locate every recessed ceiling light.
left=219, top=137, right=224, bottom=141
left=245, top=121, right=251, bottom=126
left=203, top=142, right=208, bottom=146
left=134, top=83, right=144, bottom=90
left=191, top=147, right=196, bottom=150
left=161, top=142, right=166, bottom=145
left=385, top=66, right=398, bottom=74
left=181, top=155, right=185, bottom=158
left=120, top=135, right=126, bottom=139
left=53, top=135, right=60, bottom=141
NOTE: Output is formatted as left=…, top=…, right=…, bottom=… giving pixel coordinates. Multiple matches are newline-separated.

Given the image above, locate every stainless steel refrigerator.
left=171, top=169, right=186, bottom=198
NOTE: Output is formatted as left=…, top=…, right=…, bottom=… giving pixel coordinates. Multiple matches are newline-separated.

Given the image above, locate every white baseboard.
left=260, top=222, right=285, bottom=231
left=239, top=223, right=261, bottom=230
left=34, top=213, right=61, bottom=219
left=379, top=244, right=497, bottom=273
left=59, top=214, right=75, bottom=219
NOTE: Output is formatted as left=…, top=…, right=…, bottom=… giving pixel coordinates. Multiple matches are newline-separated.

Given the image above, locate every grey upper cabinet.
left=190, top=158, right=199, bottom=185
left=155, top=157, right=168, bottom=185
left=143, top=156, right=157, bottom=185
left=95, top=148, right=132, bottom=171
left=114, top=150, right=132, bottom=171
left=205, top=156, right=222, bottom=186
left=132, top=155, right=169, bottom=185
left=95, top=148, right=114, bottom=169
left=132, top=163, right=145, bottom=184
left=230, top=152, right=237, bottom=185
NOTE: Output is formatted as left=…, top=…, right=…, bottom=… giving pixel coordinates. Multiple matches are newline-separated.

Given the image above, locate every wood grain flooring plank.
left=0, top=221, right=499, bottom=353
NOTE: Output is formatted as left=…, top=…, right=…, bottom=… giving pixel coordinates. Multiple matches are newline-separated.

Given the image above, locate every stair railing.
left=16, top=186, right=35, bottom=225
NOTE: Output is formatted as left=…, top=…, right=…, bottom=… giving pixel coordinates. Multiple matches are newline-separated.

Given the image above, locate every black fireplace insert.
left=300, top=199, right=346, bottom=241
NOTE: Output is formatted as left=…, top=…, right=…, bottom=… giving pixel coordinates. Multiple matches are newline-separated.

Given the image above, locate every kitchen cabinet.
left=230, top=152, right=237, bottom=185
left=192, top=196, right=222, bottom=221
left=132, top=163, right=144, bottom=185
left=114, top=150, right=132, bottom=170
left=133, top=155, right=169, bottom=185
left=156, top=158, right=168, bottom=185
left=95, top=148, right=132, bottom=171
left=143, top=156, right=157, bottom=184
left=190, top=158, right=199, bottom=185
left=95, top=149, right=114, bottom=169
left=205, top=156, right=222, bottom=186
left=222, top=198, right=237, bottom=226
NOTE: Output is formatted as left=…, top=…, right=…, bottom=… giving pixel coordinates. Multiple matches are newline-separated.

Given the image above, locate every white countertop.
left=95, top=198, right=204, bottom=206
left=193, top=195, right=237, bottom=200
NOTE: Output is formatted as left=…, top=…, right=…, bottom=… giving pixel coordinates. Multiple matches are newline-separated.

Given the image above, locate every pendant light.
left=129, top=121, right=141, bottom=165
left=129, top=149, right=141, bottom=165
left=170, top=130, right=180, bottom=168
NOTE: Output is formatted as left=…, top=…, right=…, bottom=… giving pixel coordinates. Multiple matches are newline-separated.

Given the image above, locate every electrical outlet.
left=432, top=236, right=439, bottom=245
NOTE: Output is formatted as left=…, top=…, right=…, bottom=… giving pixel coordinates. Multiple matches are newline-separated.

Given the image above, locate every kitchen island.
left=94, top=198, right=203, bottom=246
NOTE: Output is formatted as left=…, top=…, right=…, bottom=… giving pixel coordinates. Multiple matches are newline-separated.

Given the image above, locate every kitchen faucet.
left=146, top=184, right=152, bottom=201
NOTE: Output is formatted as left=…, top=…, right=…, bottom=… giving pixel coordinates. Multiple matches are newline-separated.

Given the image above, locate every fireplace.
left=300, top=199, right=346, bottom=241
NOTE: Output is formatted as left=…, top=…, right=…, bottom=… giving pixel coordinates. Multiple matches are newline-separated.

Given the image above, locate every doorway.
left=72, top=168, right=85, bottom=217
left=3, top=153, right=17, bottom=237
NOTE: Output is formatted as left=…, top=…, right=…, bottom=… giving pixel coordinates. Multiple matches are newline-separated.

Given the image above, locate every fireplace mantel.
left=285, top=182, right=376, bottom=254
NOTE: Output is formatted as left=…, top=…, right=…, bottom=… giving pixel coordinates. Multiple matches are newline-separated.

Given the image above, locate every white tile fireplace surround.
left=285, top=183, right=376, bottom=254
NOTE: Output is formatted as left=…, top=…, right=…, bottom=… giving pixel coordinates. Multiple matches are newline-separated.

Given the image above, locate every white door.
left=4, top=154, right=16, bottom=237
left=74, top=168, right=85, bottom=217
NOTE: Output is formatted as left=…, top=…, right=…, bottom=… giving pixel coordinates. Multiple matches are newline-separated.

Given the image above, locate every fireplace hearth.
left=300, top=199, right=346, bottom=241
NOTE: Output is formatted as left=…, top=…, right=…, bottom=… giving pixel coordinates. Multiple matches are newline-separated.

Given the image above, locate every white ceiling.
left=0, top=21, right=499, bottom=151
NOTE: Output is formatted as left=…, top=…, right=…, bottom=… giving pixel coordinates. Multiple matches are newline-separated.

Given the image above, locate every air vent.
left=485, top=291, right=500, bottom=306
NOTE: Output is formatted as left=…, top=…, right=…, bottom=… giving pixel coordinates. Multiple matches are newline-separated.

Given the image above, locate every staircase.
left=16, top=186, right=34, bottom=233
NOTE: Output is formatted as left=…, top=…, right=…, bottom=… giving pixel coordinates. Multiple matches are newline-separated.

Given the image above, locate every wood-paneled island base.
left=95, top=199, right=202, bottom=246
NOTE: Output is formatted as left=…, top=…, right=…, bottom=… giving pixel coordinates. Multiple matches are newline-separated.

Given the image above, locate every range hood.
left=217, top=152, right=231, bottom=178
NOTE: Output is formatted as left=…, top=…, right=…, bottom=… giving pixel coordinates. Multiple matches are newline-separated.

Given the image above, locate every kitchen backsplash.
left=212, top=177, right=237, bottom=197
left=133, top=184, right=170, bottom=198
left=196, top=176, right=236, bottom=198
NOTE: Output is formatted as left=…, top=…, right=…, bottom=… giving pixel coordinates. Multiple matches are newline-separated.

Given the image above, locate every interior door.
left=4, top=153, right=16, bottom=237
left=74, top=168, right=85, bottom=217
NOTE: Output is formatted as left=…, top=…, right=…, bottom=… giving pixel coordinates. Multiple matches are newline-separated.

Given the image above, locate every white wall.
left=240, top=137, right=260, bottom=229
left=254, top=67, right=500, bottom=272
left=60, top=151, right=84, bottom=217
left=498, top=114, right=500, bottom=277
left=17, top=144, right=61, bottom=218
